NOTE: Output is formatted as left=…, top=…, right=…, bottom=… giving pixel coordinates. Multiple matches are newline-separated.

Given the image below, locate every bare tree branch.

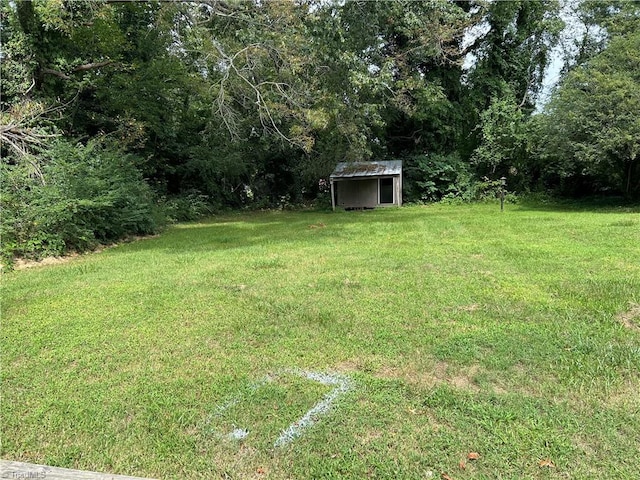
left=41, top=68, right=71, bottom=81
left=1, top=101, right=64, bottom=185
left=210, top=42, right=305, bottom=148
left=41, top=60, right=117, bottom=81
left=73, top=60, right=116, bottom=73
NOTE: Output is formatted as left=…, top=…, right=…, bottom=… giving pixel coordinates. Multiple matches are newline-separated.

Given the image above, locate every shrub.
left=161, top=190, right=217, bottom=222
left=1, top=140, right=159, bottom=267
left=404, top=152, right=473, bottom=202
left=403, top=152, right=517, bottom=204
left=441, top=176, right=516, bottom=204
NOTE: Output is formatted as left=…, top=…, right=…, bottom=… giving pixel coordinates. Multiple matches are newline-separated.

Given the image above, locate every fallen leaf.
left=538, top=458, right=555, bottom=468
left=256, top=467, right=266, bottom=474
left=467, top=452, right=480, bottom=460
left=459, top=460, right=466, bottom=470
left=441, top=474, right=453, bottom=480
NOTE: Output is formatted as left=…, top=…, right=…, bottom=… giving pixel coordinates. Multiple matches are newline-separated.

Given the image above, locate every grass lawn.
left=2, top=202, right=640, bottom=479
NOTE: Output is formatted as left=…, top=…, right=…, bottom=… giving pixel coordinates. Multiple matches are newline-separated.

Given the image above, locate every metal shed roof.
left=330, top=160, right=402, bottom=179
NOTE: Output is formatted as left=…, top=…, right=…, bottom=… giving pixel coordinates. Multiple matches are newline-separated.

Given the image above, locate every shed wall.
left=336, top=179, right=378, bottom=208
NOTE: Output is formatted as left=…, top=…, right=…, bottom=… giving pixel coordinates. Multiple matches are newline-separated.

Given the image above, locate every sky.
left=538, top=0, right=589, bottom=108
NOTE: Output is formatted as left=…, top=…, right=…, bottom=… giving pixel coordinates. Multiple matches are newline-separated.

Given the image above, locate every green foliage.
left=471, top=88, right=532, bottom=192
left=467, top=0, right=564, bottom=110
left=461, top=0, right=563, bottom=165
left=538, top=28, right=640, bottom=197
left=161, top=191, right=217, bottom=223
left=570, top=0, right=640, bottom=66
left=404, top=152, right=472, bottom=202
left=0, top=1, right=35, bottom=109
left=1, top=140, right=159, bottom=266
left=403, top=152, right=515, bottom=204
left=2, top=0, right=634, bottom=248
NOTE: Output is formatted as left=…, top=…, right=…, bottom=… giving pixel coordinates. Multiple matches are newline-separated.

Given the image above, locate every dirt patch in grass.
left=358, top=430, right=383, bottom=446
left=337, top=358, right=483, bottom=393
left=605, top=377, right=640, bottom=408
left=616, top=303, right=640, bottom=331
left=13, top=254, right=82, bottom=270
left=447, top=364, right=482, bottom=392
left=11, top=235, right=159, bottom=271
left=457, top=303, right=481, bottom=312
left=336, top=357, right=558, bottom=399
left=572, top=434, right=599, bottom=460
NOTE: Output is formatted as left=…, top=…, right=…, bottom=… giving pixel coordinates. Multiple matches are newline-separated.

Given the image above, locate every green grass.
left=2, top=202, right=640, bottom=479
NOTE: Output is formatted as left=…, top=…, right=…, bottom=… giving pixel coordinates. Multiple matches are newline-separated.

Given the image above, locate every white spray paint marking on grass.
left=203, top=374, right=275, bottom=437
left=228, top=428, right=249, bottom=440
left=203, top=369, right=353, bottom=447
left=273, top=369, right=353, bottom=448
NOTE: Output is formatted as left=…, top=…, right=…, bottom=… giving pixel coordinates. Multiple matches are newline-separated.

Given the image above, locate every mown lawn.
left=2, top=202, right=639, bottom=479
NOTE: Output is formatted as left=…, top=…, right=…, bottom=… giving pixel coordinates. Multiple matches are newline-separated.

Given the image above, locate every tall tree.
left=466, top=0, right=564, bottom=111
left=176, top=0, right=470, bottom=199
left=464, top=0, right=563, bottom=188
left=539, top=27, right=640, bottom=197
left=569, top=0, right=640, bottom=66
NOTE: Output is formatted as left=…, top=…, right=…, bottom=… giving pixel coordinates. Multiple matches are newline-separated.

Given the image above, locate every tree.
left=465, top=0, right=564, bottom=112
left=540, top=29, right=640, bottom=197
left=569, top=0, right=640, bottom=66
left=471, top=88, right=529, bottom=188
left=175, top=0, right=470, bottom=200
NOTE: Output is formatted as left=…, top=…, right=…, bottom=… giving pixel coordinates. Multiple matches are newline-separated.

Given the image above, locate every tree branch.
left=211, top=43, right=306, bottom=148
left=0, top=100, right=62, bottom=186
left=41, top=60, right=117, bottom=81
left=73, top=60, right=116, bottom=73
left=41, top=68, right=71, bottom=81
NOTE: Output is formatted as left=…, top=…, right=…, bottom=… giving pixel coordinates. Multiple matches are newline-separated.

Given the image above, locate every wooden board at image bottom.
left=0, top=460, right=157, bottom=480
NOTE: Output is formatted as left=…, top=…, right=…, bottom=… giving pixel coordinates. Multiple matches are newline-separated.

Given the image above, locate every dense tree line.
left=1, top=0, right=638, bottom=264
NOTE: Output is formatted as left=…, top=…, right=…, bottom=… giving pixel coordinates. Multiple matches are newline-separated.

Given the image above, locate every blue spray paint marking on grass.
left=204, top=369, right=353, bottom=447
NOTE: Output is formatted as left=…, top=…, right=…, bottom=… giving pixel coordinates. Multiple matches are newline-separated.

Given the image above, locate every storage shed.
left=330, top=160, right=402, bottom=210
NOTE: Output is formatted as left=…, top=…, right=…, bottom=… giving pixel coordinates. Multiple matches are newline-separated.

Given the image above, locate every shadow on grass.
left=118, top=207, right=417, bottom=256
left=515, top=196, right=640, bottom=214
left=108, top=199, right=639, bottom=259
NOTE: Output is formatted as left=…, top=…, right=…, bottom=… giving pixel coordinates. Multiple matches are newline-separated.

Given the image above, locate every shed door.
left=379, top=178, right=394, bottom=204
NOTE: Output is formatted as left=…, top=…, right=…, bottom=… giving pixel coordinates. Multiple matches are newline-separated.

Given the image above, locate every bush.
left=161, top=190, right=217, bottom=222
left=1, top=140, right=160, bottom=267
left=404, top=152, right=474, bottom=202
left=441, top=176, right=516, bottom=204
left=403, top=152, right=517, bottom=205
